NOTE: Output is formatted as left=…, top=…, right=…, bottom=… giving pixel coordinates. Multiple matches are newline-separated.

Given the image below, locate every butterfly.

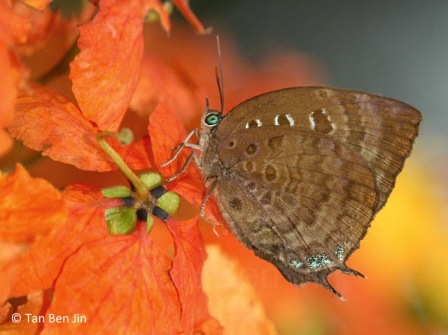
left=162, top=39, right=421, bottom=299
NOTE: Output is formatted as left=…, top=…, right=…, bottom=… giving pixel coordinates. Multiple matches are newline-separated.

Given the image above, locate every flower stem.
left=97, top=129, right=148, bottom=201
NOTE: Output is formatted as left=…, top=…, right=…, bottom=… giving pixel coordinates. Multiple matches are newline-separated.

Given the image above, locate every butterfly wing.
left=215, top=87, right=421, bottom=212
left=208, top=87, right=421, bottom=295
left=211, top=128, right=377, bottom=296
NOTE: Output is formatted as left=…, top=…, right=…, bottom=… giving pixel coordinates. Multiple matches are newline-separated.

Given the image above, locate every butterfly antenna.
left=215, top=35, right=225, bottom=114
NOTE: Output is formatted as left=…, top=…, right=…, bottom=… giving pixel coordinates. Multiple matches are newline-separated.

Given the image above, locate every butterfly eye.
left=205, top=113, right=221, bottom=126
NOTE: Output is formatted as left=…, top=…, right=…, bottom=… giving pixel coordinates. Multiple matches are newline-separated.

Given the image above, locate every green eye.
left=205, top=113, right=221, bottom=126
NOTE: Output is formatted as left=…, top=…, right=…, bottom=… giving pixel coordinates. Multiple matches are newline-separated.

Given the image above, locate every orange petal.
left=148, top=101, right=204, bottom=204
left=0, top=3, right=22, bottom=157
left=130, top=52, right=203, bottom=128
left=4, top=184, right=112, bottom=299
left=0, top=163, right=65, bottom=303
left=202, top=245, right=277, bottom=335
left=70, top=0, right=146, bottom=131
left=148, top=100, right=188, bottom=174
left=0, top=47, right=20, bottom=157
left=19, top=0, right=52, bottom=11
left=17, top=11, right=82, bottom=79
left=0, top=164, right=66, bottom=243
left=172, top=0, right=206, bottom=33
left=42, top=224, right=182, bottom=335
left=11, top=2, right=62, bottom=56
left=167, top=217, right=222, bottom=333
left=8, top=84, right=151, bottom=171
left=115, top=135, right=153, bottom=172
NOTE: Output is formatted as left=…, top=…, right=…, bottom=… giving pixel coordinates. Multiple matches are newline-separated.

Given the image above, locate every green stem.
left=97, top=129, right=148, bottom=201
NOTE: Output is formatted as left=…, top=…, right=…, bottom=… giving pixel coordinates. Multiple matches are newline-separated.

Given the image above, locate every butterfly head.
left=200, top=97, right=224, bottom=135
left=203, top=110, right=223, bottom=128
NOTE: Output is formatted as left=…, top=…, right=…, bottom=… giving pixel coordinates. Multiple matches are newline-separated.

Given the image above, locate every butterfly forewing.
left=215, top=87, right=421, bottom=212
left=203, top=87, right=421, bottom=295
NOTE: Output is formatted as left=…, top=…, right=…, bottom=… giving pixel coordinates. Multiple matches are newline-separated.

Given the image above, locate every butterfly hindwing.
left=211, top=127, right=378, bottom=294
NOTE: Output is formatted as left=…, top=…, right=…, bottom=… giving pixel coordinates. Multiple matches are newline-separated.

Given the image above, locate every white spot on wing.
left=245, top=119, right=263, bottom=129
left=285, top=114, right=294, bottom=126
left=322, top=108, right=337, bottom=130
left=274, top=115, right=279, bottom=126
left=309, top=114, right=316, bottom=130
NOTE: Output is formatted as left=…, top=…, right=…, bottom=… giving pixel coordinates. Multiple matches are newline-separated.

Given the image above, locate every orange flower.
left=1, top=1, right=221, bottom=334
left=1, top=57, right=218, bottom=335
left=3, top=183, right=221, bottom=334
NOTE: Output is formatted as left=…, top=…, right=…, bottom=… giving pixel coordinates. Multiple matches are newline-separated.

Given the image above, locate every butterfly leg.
left=340, top=265, right=365, bottom=278
left=160, top=129, right=201, bottom=167
left=165, top=151, right=201, bottom=182
left=200, top=177, right=219, bottom=217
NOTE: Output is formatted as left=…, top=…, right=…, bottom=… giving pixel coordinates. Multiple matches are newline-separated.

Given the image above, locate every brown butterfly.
left=162, top=40, right=421, bottom=299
